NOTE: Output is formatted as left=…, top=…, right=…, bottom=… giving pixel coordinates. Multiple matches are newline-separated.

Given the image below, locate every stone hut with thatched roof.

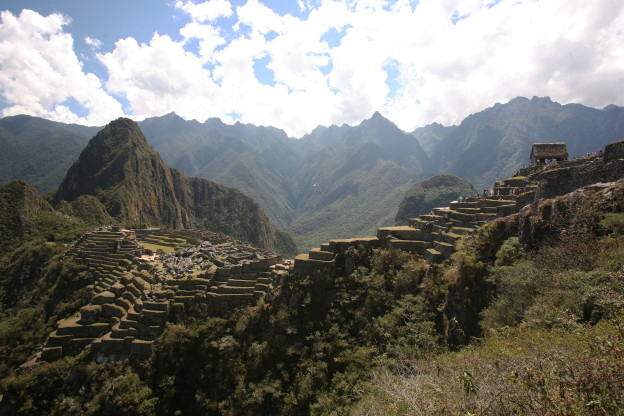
left=530, top=142, right=568, bottom=165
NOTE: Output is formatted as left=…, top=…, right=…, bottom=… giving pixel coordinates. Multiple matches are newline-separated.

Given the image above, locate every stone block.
left=80, top=305, right=102, bottom=324
left=141, top=309, right=168, bottom=326
left=41, top=347, right=63, bottom=362
left=230, top=264, right=242, bottom=275
left=217, top=267, right=231, bottom=277
left=46, top=333, right=73, bottom=347
left=102, top=303, right=125, bottom=318
left=143, top=301, right=169, bottom=312
left=109, top=283, right=125, bottom=297
left=131, top=340, right=154, bottom=357
left=92, top=291, right=116, bottom=305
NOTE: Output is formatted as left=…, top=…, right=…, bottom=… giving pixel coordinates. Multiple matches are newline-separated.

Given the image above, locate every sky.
left=0, top=0, right=622, bottom=137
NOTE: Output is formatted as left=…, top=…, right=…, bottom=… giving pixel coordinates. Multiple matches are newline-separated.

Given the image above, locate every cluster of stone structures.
left=294, top=139, right=624, bottom=276
left=27, top=229, right=289, bottom=366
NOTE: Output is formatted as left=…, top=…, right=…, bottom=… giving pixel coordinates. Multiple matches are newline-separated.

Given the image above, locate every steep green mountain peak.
left=51, top=118, right=296, bottom=254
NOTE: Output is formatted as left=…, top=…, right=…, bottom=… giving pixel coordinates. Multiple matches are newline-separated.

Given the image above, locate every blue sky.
left=0, top=0, right=622, bottom=137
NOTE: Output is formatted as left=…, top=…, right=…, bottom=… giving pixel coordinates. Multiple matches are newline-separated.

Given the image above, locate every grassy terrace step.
left=143, top=301, right=169, bottom=312
left=309, top=248, right=335, bottom=261
left=434, top=224, right=450, bottom=233
left=431, top=207, right=451, bottom=216
left=111, top=327, right=138, bottom=339
left=424, top=248, right=444, bottom=264
left=40, top=347, right=63, bottom=362
left=503, top=177, right=528, bottom=187
left=477, top=212, right=498, bottom=221
left=377, top=226, right=431, bottom=242
left=220, top=286, right=255, bottom=295
left=176, top=289, right=201, bottom=296
left=173, top=296, right=194, bottom=305
left=387, top=239, right=431, bottom=252
left=294, top=254, right=336, bottom=269
left=433, top=241, right=455, bottom=258
left=419, top=214, right=447, bottom=225
left=448, top=210, right=477, bottom=223
left=254, top=283, right=271, bottom=293
left=119, top=318, right=138, bottom=329
left=449, top=201, right=480, bottom=210
left=455, top=207, right=481, bottom=214
left=175, top=278, right=211, bottom=288
left=327, top=237, right=380, bottom=251
left=226, top=279, right=257, bottom=288
left=45, top=333, right=73, bottom=347
left=216, top=293, right=255, bottom=300
left=479, top=198, right=516, bottom=208
left=443, top=232, right=463, bottom=244
left=497, top=204, right=519, bottom=217
left=408, top=218, right=427, bottom=228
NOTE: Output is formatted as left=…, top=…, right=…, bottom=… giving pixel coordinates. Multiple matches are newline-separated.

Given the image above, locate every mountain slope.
left=0, top=115, right=91, bottom=194
left=53, top=118, right=296, bottom=254
left=395, top=174, right=476, bottom=225
left=139, top=114, right=300, bottom=230
left=430, top=96, right=624, bottom=188
left=140, top=111, right=432, bottom=250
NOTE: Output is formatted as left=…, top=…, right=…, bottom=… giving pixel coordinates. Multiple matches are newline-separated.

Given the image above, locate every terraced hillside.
left=25, top=228, right=292, bottom=366
left=294, top=139, right=624, bottom=274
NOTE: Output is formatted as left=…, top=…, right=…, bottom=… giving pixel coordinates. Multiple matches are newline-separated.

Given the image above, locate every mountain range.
left=2, top=97, right=624, bottom=251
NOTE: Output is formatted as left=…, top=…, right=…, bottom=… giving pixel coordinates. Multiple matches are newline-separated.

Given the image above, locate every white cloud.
left=175, top=0, right=233, bottom=23
left=1, top=1, right=623, bottom=137
left=98, top=34, right=223, bottom=120
left=0, top=9, right=123, bottom=125
left=85, top=36, right=102, bottom=49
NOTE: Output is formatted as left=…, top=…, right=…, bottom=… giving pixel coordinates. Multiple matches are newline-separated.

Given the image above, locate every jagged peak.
left=360, top=111, right=399, bottom=130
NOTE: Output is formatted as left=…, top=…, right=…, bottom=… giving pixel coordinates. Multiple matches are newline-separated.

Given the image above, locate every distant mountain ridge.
left=2, top=97, right=624, bottom=251
left=428, top=96, right=624, bottom=188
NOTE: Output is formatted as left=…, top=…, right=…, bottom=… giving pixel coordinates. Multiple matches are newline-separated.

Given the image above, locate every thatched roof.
left=530, top=143, right=568, bottom=161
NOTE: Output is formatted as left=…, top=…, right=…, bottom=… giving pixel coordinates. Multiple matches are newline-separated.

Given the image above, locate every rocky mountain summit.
left=53, top=118, right=296, bottom=255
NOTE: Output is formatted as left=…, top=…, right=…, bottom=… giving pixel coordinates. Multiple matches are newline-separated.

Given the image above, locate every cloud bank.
left=1, top=0, right=623, bottom=137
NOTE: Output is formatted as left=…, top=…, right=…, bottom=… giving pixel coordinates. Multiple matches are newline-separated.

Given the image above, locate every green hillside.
left=0, top=115, right=90, bottom=193
left=395, top=174, right=477, bottom=225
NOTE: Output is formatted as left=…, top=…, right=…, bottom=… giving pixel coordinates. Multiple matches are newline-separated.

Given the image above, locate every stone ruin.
left=24, top=228, right=292, bottom=367
left=530, top=142, right=568, bottom=165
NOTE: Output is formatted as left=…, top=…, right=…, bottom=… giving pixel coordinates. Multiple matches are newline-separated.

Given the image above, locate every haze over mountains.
left=2, top=96, right=624, bottom=251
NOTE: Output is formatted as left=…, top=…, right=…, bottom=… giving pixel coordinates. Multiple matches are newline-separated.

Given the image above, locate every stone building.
left=530, top=142, right=568, bottom=165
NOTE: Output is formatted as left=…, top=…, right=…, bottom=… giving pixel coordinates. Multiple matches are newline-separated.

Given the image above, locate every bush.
left=494, top=237, right=525, bottom=266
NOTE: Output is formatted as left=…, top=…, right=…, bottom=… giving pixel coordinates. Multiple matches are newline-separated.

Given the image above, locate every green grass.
left=140, top=242, right=176, bottom=253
